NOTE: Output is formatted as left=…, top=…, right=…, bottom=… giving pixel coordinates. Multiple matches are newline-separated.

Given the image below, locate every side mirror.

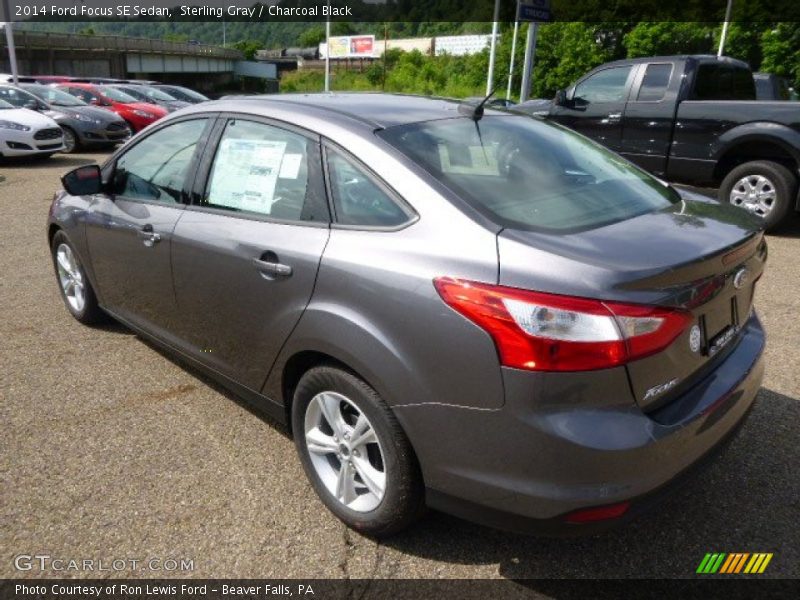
left=24, top=99, right=40, bottom=111
left=62, top=164, right=103, bottom=196
left=554, top=89, right=569, bottom=107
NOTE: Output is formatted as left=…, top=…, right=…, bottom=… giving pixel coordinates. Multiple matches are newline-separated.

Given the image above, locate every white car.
left=0, top=98, right=65, bottom=157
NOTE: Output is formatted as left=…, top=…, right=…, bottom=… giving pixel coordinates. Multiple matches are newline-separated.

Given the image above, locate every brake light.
left=433, top=278, right=691, bottom=372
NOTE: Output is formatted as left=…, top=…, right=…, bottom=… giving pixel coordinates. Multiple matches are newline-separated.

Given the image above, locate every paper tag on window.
left=279, top=153, right=303, bottom=179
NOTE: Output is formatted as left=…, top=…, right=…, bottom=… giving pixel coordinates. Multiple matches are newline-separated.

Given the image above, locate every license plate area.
left=700, top=293, right=744, bottom=357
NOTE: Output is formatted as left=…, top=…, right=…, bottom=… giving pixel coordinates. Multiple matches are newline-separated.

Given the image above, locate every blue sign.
left=517, top=0, right=552, bottom=22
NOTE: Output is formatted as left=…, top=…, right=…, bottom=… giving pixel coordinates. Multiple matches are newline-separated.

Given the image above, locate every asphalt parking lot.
left=1, top=151, right=799, bottom=582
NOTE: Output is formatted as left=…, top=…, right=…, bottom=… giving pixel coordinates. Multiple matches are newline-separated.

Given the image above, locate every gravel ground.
left=1, top=152, right=798, bottom=584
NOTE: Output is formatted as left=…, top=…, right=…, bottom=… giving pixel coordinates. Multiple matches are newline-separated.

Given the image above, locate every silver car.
left=49, top=94, right=766, bottom=536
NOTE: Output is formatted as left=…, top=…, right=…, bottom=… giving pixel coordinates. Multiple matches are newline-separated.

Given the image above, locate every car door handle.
left=253, top=257, right=293, bottom=279
left=607, top=112, right=622, bottom=122
left=136, top=226, right=161, bottom=247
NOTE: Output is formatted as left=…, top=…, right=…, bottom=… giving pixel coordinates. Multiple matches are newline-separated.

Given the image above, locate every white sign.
left=208, top=139, right=286, bottom=214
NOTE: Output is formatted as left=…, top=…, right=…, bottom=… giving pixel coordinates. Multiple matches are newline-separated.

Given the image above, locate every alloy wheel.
left=55, top=243, right=85, bottom=312
left=729, top=174, right=777, bottom=218
left=304, top=391, right=386, bottom=512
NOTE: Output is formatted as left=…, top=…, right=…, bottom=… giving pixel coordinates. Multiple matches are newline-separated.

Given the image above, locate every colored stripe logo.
left=697, top=552, right=773, bottom=574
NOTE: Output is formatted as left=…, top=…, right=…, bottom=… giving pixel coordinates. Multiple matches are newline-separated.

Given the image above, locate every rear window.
left=692, top=63, right=756, bottom=100
left=378, top=116, right=679, bottom=233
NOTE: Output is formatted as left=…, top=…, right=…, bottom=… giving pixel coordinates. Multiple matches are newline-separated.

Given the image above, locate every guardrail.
left=6, top=30, right=242, bottom=59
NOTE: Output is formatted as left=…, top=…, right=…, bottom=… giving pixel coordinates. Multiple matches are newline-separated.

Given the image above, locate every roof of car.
left=194, top=92, right=507, bottom=130
left=601, top=55, right=751, bottom=69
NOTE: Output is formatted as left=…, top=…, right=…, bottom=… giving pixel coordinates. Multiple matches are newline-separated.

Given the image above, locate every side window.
left=203, top=119, right=323, bottom=222
left=693, top=64, right=756, bottom=100
left=326, top=149, right=410, bottom=228
left=636, top=63, right=673, bottom=101
left=0, top=87, right=26, bottom=107
left=111, top=119, right=207, bottom=203
left=573, top=66, right=632, bottom=104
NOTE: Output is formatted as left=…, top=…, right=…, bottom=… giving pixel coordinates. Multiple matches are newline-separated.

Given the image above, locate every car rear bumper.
left=395, top=313, right=765, bottom=533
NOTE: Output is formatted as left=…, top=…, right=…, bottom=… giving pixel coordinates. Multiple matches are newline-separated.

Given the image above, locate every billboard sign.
left=349, top=35, right=375, bottom=57
left=322, top=35, right=375, bottom=59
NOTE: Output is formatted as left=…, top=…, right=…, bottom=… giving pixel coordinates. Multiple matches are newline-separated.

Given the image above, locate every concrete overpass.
left=1, top=30, right=250, bottom=89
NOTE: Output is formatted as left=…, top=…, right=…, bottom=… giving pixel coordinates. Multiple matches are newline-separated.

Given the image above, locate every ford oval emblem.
left=733, top=268, right=749, bottom=290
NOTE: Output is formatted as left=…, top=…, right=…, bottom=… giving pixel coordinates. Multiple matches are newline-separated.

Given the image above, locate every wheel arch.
left=713, top=127, right=800, bottom=185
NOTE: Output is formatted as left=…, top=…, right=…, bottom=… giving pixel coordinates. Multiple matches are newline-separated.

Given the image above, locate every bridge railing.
left=8, top=30, right=242, bottom=59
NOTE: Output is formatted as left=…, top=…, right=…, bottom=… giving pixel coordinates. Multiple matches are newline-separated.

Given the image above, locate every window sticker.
left=207, top=138, right=287, bottom=213
left=279, top=153, right=303, bottom=179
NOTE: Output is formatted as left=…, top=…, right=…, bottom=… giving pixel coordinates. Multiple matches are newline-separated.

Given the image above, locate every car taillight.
left=433, top=278, right=691, bottom=372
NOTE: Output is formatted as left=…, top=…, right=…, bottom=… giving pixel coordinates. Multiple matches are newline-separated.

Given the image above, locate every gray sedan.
left=15, top=84, right=130, bottom=152
left=48, top=94, right=766, bottom=536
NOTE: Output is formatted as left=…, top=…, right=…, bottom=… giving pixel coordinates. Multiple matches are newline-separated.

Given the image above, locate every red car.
left=56, top=82, right=167, bottom=132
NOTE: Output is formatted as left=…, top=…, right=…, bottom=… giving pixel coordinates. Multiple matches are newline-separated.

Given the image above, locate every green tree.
left=761, top=23, right=800, bottom=88
left=232, top=39, right=264, bottom=60
left=298, top=26, right=325, bottom=48
left=624, top=22, right=714, bottom=58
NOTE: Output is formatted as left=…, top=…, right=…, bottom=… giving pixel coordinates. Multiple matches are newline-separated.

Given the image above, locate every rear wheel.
left=51, top=231, right=105, bottom=325
left=292, top=366, right=425, bottom=537
left=719, top=160, right=797, bottom=231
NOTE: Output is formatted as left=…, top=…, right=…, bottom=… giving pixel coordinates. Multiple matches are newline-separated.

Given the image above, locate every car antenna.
left=458, top=88, right=496, bottom=121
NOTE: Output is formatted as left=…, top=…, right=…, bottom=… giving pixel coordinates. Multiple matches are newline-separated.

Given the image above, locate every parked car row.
left=0, top=74, right=209, bottom=159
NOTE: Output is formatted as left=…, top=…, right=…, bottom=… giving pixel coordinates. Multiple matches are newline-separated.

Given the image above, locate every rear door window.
left=201, top=118, right=327, bottom=223
left=636, top=63, right=673, bottom=101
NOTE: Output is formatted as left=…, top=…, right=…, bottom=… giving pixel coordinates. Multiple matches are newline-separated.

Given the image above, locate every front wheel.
left=51, top=231, right=105, bottom=325
left=60, top=126, right=79, bottom=154
left=292, top=366, right=425, bottom=537
left=719, top=160, right=797, bottom=231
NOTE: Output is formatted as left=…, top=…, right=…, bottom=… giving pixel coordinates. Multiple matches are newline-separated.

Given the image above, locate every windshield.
left=98, top=86, right=138, bottom=103
left=0, top=98, right=13, bottom=109
left=378, top=115, right=680, bottom=232
left=23, top=84, right=86, bottom=106
left=0, top=85, right=44, bottom=109
left=143, top=87, right=177, bottom=101
left=163, top=86, right=208, bottom=101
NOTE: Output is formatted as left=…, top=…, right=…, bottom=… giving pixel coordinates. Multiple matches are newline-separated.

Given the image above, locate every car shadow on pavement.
left=382, top=387, right=799, bottom=579
left=0, top=154, right=102, bottom=170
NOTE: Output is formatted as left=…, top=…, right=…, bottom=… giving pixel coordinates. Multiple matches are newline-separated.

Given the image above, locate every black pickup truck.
left=516, top=55, right=800, bottom=230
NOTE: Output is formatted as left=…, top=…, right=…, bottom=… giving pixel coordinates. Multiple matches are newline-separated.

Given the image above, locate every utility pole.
left=717, top=0, right=733, bottom=57
left=506, top=21, right=519, bottom=100
left=324, top=19, right=331, bottom=92
left=2, top=0, right=19, bottom=84
left=519, top=22, right=538, bottom=102
left=485, top=0, right=500, bottom=96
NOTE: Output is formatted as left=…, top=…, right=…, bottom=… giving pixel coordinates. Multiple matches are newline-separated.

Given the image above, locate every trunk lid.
left=497, top=197, right=767, bottom=410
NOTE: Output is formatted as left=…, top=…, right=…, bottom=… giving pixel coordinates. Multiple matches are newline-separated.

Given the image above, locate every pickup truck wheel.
left=720, top=161, right=797, bottom=231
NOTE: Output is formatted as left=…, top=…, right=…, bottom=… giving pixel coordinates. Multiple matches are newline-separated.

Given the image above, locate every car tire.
left=719, top=160, right=797, bottom=231
left=292, top=365, right=426, bottom=537
left=51, top=231, right=106, bottom=325
left=60, top=126, right=79, bottom=154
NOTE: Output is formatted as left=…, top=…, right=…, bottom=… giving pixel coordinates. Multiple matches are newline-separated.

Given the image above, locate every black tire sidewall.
left=720, top=161, right=796, bottom=230
left=291, top=366, right=424, bottom=537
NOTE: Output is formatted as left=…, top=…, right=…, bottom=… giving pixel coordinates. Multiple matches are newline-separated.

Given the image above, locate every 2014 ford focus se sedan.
left=49, top=94, right=766, bottom=536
